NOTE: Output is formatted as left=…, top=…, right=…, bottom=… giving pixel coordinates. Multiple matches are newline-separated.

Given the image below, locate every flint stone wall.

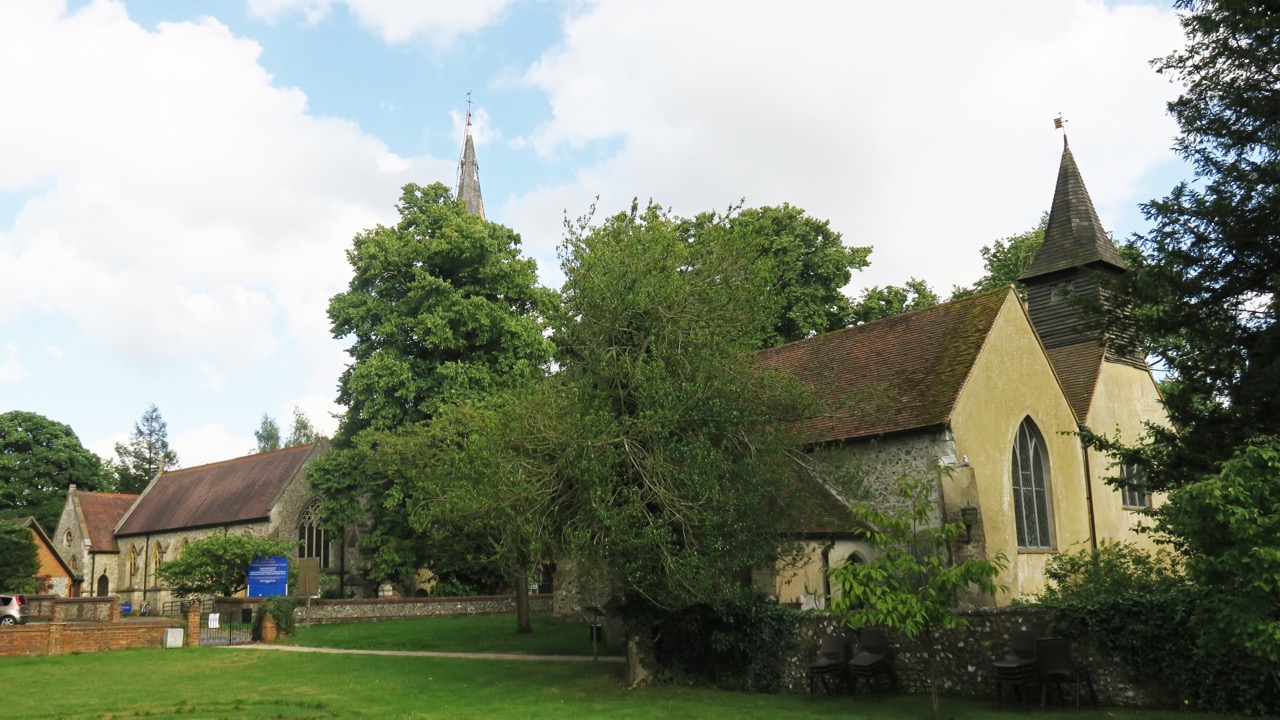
left=784, top=606, right=1155, bottom=706
left=296, top=594, right=552, bottom=624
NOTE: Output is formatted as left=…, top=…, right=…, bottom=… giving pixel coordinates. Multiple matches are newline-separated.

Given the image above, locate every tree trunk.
left=927, top=628, right=940, bottom=720
left=515, top=568, right=532, bottom=634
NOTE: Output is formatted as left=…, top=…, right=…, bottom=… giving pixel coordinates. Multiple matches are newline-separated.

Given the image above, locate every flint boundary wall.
left=783, top=606, right=1153, bottom=706
left=298, top=595, right=553, bottom=624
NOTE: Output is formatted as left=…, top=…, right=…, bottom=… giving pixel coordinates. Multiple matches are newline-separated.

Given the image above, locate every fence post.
left=262, top=612, right=278, bottom=643
left=185, top=601, right=201, bottom=648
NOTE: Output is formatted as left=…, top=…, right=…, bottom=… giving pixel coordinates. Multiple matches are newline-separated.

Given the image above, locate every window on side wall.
left=1120, top=463, right=1150, bottom=509
left=298, top=500, right=331, bottom=570
left=1011, top=417, right=1054, bottom=549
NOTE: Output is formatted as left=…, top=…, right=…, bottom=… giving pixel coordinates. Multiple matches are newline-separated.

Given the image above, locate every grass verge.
left=0, top=647, right=1238, bottom=720
left=283, top=612, right=623, bottom=656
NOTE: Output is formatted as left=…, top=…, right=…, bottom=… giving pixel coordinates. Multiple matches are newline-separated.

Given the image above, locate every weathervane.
left=1054, top=114, right=1069, bottom=148
left=466, top=91, right=473, bottom=126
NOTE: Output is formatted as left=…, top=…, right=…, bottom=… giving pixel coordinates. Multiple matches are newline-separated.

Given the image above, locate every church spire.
left=1020, top=142, right=1127, bottom=282
left=1021, top=138, right=1144, bottom=378
left=456, top=100, right=485, bottom=220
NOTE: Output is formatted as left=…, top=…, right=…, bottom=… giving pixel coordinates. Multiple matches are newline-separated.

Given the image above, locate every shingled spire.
left=1022, top=138, right=1144, bottom=421
left=456, top=107, right=485, bottom=219
left=1021, top=138, right=1127, bottom=280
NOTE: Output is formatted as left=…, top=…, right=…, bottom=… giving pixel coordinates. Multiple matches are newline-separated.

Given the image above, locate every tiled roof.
left=116, top=444, right=320, bottom=536
left=756, top=288, right=1010, bottom=444
left=1045, top=341, right=1106, bottom=424
left=788, top=477, right=863, bottom=536
left=76, top=492, right=139, bottom=552
left=1021, top=143, right=1128, bottom=280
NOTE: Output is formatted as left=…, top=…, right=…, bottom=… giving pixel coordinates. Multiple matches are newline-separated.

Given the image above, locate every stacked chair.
left=993, top=630, right=1040, bottom=709
left=847, top=627, right=896, bottom=700
left=1036, top=637, right=1097, bottom=709
left=806, top=632, right=851, bottom=696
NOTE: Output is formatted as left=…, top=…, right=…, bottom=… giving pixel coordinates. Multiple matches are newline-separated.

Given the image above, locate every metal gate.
left=198, top=612, right=254, bottom=646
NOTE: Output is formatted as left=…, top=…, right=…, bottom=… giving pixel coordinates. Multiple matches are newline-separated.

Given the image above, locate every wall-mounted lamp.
left=958, top=504, right=980, bottom=543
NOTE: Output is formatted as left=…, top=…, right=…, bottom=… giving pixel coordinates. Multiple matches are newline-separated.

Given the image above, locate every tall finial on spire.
left=456, top=92, right=485, bottom=219
left=1054, top=114, right=1069, bottom=149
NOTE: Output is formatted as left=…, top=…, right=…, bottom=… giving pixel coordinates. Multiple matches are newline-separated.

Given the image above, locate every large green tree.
left=687, top=203, right=870, bottom=346
left=0, top=410, right=111, bottom=529
left=311, top=182, right=556, bottom=587
left=112, top=404, right=179, bottom=494
left=1104, top=0, right=1280, bottom=491
left=549, top=201, right=813, bottom=609
left=0, top=522, right=40, bottom=595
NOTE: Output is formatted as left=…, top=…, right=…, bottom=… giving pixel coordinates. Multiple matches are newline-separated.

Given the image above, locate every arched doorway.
left=96, top=574, right=109, bottom=597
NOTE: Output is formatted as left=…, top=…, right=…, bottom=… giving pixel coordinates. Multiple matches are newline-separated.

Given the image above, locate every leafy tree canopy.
left=549, top=201, right=814, bottom=609
left=254, top=413, right=281, bottom=453
left=311, top=182, right=556, bottom=587
left=326, top=182, right=557, bottom=443
left=0, top=522, right=40, bottom=593
left=686, top=203, right=871, bottom=346
left=112, top=404, right=179, bottom=494
left=1103, top=0, right=1280, bottom=490
left=951, top=212, right=1047, bottom=299
left=850, top=278, right=939, bottom=324
left=255, top=406, right=323, bottom=454
left=156, top=533, right=296, bottom=598
left=828, top=467, right=1006, bottom=719
left=0, top=410, right=111, bottom=529
left=285, top=406, right=323, bottom=447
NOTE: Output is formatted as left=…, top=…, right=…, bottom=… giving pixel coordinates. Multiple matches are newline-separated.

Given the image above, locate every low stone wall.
left=783, top=607, right=1156, bottom=706
left=23, top=594, right=57, bottom=621
left=52, top=596, right=118, bottom=622
left=298, top=594, right=553, bottom=624
left=0, top=619, right=170, bottom=657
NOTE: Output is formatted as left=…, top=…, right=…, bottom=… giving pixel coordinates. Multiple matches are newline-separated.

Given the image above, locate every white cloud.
left=246, top=0, right=515, bottom=45
left=0, top=345, right=24, bottom=384
left=0, top=1, right=451, bottom=371
left=173, top=423, right=256, bottom=467
left=507, top=0, right=1185, bottom=294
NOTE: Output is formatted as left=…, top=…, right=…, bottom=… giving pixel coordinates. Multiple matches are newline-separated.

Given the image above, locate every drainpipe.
left=1080, top=436, right=1098, bottom=550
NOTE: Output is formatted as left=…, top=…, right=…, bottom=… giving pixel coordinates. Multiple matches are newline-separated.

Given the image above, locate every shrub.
left=626, top=591, right=801, bottom=693
left=252, top=596, right=297, bottom=640
left=1039, top=542, right=1275, bottom=714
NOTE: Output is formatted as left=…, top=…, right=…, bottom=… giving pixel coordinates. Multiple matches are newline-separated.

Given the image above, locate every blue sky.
left=1, top=0, right=1188, bottom=467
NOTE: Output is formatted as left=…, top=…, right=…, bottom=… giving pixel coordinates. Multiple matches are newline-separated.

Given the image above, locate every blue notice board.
left=247, top=556, right=289, bottom=597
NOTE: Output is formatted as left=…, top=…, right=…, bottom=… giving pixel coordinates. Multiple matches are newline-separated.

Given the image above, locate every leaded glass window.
left=1012, top=418, right=1054, bottom=549
left=298, top=500, right=331, bottom=569
left=1120, top=463, right=1150, bottom=509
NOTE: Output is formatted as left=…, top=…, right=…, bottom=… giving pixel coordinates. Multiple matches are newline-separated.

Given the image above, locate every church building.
left=761, top=138, right=1169, bottom=606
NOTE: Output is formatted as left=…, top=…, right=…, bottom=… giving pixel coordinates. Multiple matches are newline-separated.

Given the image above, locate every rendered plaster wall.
left=775, top=538, right=871, bottom=607
left=949, top=297, right=1091, bottom=600
left=1085, top=361, right=1172, bottom=552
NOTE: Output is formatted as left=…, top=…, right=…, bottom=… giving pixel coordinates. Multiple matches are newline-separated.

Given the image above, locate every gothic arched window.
left=298, top=500, right=331, bottom=569
left=1011, top=417, right=1054, bottom=549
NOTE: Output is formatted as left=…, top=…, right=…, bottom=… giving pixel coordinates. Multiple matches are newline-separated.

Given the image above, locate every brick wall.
left=299, top=594, right=552, bottom=624
left=0, top=620, right=169, bottom=657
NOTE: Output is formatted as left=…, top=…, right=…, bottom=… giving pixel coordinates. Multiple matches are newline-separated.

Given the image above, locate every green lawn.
left=0, top=647, right=1236, bottom=720
left=284, top=613, right=623, bottom=656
